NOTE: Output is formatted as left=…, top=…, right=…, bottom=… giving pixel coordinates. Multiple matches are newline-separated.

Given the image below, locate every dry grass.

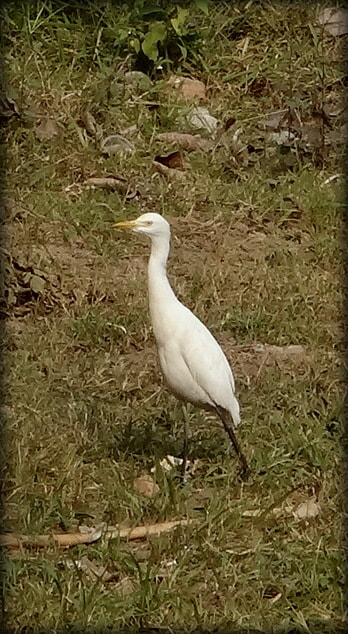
left=1, top=1, right=345, bottom=632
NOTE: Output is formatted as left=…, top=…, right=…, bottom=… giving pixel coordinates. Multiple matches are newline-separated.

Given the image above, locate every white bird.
left=114, top=212, right=248, bottom=477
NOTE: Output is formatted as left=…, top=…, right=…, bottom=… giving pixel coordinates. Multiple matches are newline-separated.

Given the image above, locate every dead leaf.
left=166, top=75, right=206, bottom=100
left=3, top=254, right=74, bottom=317
left=29, top=274, right=45, bottom=294
left=81, top=111, right=97, bottom=135
left=3, top=87, right=20, bottom=115
left=242, top=486, right=322, bottom=523
left=293, top=498, right=320, bottom=521
left=322, top=103, right=344, bottom=119
left=151, top=455, right=183, bottom=473
left=119, top=124, right=138, bottom=137
left=83, top=177, right=138, bottom=199
left=179, top=78, right=206, bottom=100
left=150, top=455, right=197, bottom=481
left=268, top=130, right=296, bottom=145
left=259, top=110, right=288, bottom=131
left=153, top=161, right=180, bottom=180
left=80, top=112, right=103, bottom=140
left=154, top=150, right=186, bottom=170
left=155, top=132, right=212, bottom=151
left=317, top=8, right=348, bottom=37
left=114, top=576, right=138, bottom=596
left=216, top=123, right=247, bottom=156
left=101, top=134, right=134, bottom=156
left=301, top=124, right=323, bottom=148
left=35, top=117, right=60, bottom=141
left=70, top=555, right=113, bottom=581
left=224, top=117, right=236, bottom=131
left=133, top=475, right=160, bottom=498
left=185, top=487, right=216, bottom=512
left=185, top=106, right=218, bottom=135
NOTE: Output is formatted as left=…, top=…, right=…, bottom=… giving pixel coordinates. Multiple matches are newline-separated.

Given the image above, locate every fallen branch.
left=0, top=529, right=102, bottom=549
left=83, top=177, right=138, bottom=199
left=0, top=519, right=192, bottom=550
left=117, top=519, right=191, bottom=540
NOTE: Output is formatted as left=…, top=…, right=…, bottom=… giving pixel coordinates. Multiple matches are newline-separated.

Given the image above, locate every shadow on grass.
left=81, top=399, right=230, bottom=462
left=110, top=413, right=230, bottom=462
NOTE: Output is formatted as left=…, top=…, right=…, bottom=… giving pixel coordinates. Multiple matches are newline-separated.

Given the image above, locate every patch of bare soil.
left=171, top=213, right=313, bottom=276
left=4, top=209, right=313, bottom=319
left=222, top=340, right=317, bottom=383
left=3, top=219, right=129, bottom=316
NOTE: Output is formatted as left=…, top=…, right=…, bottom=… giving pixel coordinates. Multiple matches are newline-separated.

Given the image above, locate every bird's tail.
left=229, top=395, right=241, bottom=428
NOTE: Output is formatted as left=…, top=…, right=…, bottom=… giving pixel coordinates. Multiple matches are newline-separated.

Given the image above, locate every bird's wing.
left=179, top=308, right=236, bottom=409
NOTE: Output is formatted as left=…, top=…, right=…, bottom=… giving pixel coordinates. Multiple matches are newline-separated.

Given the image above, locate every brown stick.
left=83, top=177, right=129, bottom=191
left=0, top=519, right=191, bottom=550
left=0, top=530, right=101, bottom=549
left=116, top=519, right=191, bottom=540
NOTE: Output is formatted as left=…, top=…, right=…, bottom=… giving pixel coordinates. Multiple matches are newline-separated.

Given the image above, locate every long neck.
left=147, top=233, right=178, bottom=321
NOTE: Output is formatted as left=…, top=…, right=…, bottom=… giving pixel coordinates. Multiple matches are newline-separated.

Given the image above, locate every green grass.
left=2, top=1, right=344, bottom=632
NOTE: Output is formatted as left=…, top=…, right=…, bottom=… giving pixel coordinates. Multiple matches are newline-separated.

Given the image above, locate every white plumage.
left=115, top=212, right=248, bottom=476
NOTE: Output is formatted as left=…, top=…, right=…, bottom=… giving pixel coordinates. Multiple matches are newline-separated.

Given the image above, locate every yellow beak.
left=113, top=220, right=137, bottom=230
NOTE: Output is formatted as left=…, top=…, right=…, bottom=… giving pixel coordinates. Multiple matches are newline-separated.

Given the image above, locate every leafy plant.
left=118, top=1, right=210, bottom=73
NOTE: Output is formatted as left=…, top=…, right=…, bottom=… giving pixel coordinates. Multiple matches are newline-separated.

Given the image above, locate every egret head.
left=114, top=212, right=170, bottom=239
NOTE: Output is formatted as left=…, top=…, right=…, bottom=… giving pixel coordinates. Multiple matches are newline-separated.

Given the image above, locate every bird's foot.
left=239, top=463, right=250, bottom=481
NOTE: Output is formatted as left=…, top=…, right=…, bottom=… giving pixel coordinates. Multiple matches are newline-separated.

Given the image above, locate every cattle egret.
left=114, top=212, right=249, bottom=478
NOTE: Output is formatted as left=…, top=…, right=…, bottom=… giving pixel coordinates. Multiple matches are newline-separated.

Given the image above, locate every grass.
left=1, top=1, right=345, bottom=632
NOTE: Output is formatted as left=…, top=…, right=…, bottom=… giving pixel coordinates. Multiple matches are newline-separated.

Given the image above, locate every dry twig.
left=0, top=519, right=192, bottom=550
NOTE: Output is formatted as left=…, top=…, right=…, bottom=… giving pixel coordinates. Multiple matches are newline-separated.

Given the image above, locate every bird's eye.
left=145, top=221, right=153, bottom=226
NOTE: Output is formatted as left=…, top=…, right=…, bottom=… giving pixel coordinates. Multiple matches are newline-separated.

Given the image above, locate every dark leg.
left=216, top=407, right=249, bottom=480
left=181, top=408, right=191, bottom=480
